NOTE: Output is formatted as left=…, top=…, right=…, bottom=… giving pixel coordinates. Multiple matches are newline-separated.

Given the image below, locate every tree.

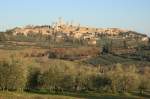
left=138, top=75, right=150, bottom=94
left=61, top=73, right=76, bottom=91
left=99, top=37, right=113, bottom=54
left=136, top=43, right=146, bottom=61
left=26, top=67, right=41, bottom=90
left=106, top=64, right=140, bottom=93
left=74, top=70, right=87, bottom=91
left=94, top=75, right=111, bottom=92
left=107, top=64, right=124, bottom=93
left=138, top=66, right=150, bottom=94
left=39, top=64, right=65, bottom=93
left=0, top=32, right=6, bottom=41
left=0, top=56, right=27, bottom=91
left=123, top=40, right=127, bottom=48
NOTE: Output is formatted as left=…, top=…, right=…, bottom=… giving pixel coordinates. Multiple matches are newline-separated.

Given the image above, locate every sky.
left=0, top=0, right=150, bottom=36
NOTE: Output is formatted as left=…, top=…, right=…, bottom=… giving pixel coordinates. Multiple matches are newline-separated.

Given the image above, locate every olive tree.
left=0, top=56, right=27, bottom=91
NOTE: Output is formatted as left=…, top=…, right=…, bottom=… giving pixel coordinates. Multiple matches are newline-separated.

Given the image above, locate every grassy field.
left=0, top=91, right=149, bottom=99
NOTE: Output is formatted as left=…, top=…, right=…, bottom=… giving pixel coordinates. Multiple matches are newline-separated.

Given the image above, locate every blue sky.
left=0, top=0, right=150, bottom=35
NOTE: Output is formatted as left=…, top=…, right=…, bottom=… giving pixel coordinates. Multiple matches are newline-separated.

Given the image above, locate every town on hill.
left=8, top=18, right=149, bottom=45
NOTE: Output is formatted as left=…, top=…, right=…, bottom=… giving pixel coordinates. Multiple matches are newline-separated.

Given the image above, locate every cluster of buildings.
left=10, top=18, right=149, bottom=45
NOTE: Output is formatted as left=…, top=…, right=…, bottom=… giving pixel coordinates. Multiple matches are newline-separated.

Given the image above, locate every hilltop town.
left=9, top=18, right=149, bottom=45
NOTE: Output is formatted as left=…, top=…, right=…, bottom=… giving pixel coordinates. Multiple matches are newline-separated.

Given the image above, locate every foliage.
left=98, top=37, right=113, bottom=54
left=0, top=55, right=27, bottom=91
left=0, top=50, right=149, bottom=95
left=0, top=32, right=6, bottom=41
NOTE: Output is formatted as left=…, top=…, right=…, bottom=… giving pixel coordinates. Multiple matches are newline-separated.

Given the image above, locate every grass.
left=0, top=91, right=83, bottom=99
left=0, top=91, right=149, bottom=99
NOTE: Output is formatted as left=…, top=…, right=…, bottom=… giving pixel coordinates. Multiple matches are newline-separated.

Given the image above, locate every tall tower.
left=58, top=17, right=64, bottom=26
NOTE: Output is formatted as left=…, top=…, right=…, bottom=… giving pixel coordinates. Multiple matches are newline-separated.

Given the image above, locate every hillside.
left=0, top=20, right=150, bottom=99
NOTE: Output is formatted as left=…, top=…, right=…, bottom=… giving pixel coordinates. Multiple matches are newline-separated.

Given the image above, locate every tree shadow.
left=131, top=92, right=150, bottom=99
left=26, top=90, right=148, bottom=99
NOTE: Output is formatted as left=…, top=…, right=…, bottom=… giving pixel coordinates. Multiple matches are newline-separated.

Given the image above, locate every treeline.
left=0, top=56, right=149, bottom=94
